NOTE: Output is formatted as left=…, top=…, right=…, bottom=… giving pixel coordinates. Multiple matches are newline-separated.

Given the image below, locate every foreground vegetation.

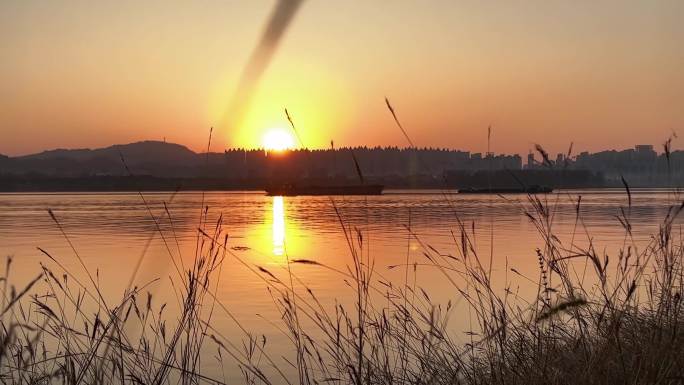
left=1, top=189, right=683, bottom=384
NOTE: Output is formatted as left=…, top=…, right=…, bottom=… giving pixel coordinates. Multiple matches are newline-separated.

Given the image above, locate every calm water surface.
left=0, top=189, right=681, bottom=380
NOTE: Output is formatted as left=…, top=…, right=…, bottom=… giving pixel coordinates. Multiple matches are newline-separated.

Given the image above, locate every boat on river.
left=458, top=185, right=553, bottom=194
left=265, top=184, right=384, bottom=196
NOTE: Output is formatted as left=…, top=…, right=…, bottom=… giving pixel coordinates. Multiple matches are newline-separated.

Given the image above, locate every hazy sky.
left=1, top=0, right=683, bottom=156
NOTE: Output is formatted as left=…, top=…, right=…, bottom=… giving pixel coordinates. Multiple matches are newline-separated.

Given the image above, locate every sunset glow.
left=272, top=196, right=285, bottom=255
left=3, top=2, right=681, bottom=156
left=2, top=2, right=684, bottom=382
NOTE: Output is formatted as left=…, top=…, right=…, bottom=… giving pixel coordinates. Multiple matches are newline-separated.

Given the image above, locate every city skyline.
left=2, top=138, right=678, bottom=175
left=3, top=139, right=681, bottom=192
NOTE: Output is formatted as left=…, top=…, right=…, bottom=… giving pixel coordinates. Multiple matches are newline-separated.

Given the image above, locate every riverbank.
left=2, top=173, right=680, bottom=192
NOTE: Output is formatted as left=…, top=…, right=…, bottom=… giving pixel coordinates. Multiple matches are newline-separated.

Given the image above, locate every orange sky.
left=1, top=1, right=683, bottom=156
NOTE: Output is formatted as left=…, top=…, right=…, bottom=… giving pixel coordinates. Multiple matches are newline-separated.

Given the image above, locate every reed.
left=1, top=185, right=683, bottom=384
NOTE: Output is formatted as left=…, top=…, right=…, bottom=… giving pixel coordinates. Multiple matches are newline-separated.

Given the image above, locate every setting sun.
left=262, top=129, right=295, bottom=151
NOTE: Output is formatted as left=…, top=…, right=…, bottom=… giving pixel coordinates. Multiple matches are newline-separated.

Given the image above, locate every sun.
left=262, top=129, right=295, bottom=151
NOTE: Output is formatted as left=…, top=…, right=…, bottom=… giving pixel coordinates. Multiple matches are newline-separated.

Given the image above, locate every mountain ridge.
left=2, top=141, right=210, bottom=177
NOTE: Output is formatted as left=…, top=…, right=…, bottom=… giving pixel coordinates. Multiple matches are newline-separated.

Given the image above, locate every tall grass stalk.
left=1, top=187, right=683, bottom=384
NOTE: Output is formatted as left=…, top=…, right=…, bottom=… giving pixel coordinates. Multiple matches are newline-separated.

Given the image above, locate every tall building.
left=634, top=144, right=657, bottom=161
left=635, top=144, right=654, bottom=153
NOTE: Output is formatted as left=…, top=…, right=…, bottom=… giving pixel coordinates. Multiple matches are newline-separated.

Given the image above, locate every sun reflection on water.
left=272, top=196, right=285, bottom=255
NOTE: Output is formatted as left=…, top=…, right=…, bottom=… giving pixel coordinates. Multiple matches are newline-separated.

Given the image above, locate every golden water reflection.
left=272, top=196, right=285, bottom=255
left=245, top=195, right=308, bottom=263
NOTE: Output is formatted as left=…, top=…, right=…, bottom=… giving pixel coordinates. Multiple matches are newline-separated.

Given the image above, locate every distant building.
left=556, top=153, right=565, bottom=165
left=635, top=144, right=654, bottom=153
left=634, top=144, right=657, bottom=161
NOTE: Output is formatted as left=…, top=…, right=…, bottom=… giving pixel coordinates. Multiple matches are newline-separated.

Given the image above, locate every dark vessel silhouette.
left=265, top=184, right=384, bottom=196
left=458, top=185, right=553, bottom=194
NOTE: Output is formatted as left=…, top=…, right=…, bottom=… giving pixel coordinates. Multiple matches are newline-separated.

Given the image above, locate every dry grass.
left=1, top=186, right=683, bottom=384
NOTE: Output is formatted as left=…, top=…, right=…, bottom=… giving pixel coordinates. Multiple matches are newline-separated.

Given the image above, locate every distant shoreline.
left=0, top=175, right=679, bottom=193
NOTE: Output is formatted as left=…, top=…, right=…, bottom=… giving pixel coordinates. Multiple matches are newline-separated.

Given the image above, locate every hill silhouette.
left=2, top=140, right=488, bottom=179
left=3, top=140, right=684, bottom=191
left=6, top=141, right=206, bottom=178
